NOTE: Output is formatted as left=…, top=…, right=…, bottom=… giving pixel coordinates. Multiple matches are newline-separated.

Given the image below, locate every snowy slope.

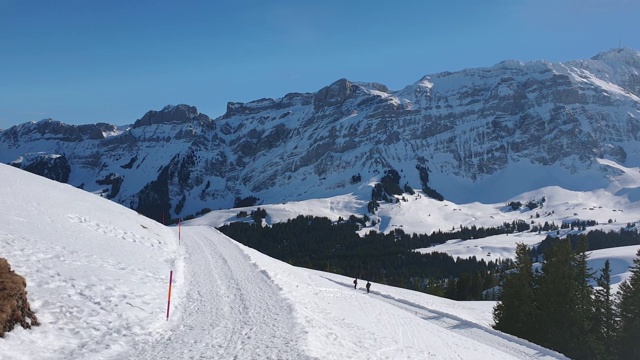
left=186, top=150, right=640, bottom=235
left=0, top=164, right=179, bottom=358
left=196, top=164, right=640, bottom=292
left=0, top=164, right=573, bottom=359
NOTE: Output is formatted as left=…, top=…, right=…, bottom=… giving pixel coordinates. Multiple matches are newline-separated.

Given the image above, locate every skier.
left=366, top=281, right=371, bottom=293
left=353, top=278, right=358, bottom=289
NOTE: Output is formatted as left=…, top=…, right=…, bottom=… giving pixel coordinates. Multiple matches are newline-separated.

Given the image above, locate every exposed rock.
left=13, top=154, right=71, bottom=183
left=222, top=93, right=314, bottom=120
left=96, top=173, right=124, bottom=199
left=313, top=78, right=356, bottom=110
left=133, top=104, right=211, bottom=128
left=78, top=123, right=117, bottom=140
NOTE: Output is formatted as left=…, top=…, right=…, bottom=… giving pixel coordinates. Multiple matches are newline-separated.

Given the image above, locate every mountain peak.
left=591, top=47, right=640, bottom=68
left=132, top=104, right=211, bottom=128
left=353, top=81, right=391, bottom=93
left=313, top=78, right=358, bottom=110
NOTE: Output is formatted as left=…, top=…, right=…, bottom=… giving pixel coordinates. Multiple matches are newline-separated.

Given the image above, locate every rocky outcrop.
left=78, top=123, right=117, bottom=140
left=222, top=92, right=314, bottom=119
left=0, top=258, right=39, bottom=338
left=11, top=154, right=71, bottom=183
left=132, top=104, right=212, bottom=128
left=96, top=173, right=124, bottom=199
left=313, top=78, right=356, bottom=110
left=0, top=120, right=116, bottom=145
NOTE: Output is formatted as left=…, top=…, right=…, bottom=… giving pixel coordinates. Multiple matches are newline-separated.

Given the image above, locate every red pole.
left=166, top=270, right=173, bottom=320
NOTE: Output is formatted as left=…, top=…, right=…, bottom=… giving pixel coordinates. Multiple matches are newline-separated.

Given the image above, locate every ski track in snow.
left=369, top=291, right=565, bottom=360
left=131, top=227, right=313, bottom=360
left=238, top=243, right=569, bottom=360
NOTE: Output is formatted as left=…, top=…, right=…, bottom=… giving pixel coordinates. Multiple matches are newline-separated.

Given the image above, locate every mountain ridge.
left=2, top=48, right=640, bottom=222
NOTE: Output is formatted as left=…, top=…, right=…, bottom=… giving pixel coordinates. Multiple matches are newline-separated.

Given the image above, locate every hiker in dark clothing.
left=366, top=281, right=371, bottom=293
left=353, top=278, right=358, bottom=289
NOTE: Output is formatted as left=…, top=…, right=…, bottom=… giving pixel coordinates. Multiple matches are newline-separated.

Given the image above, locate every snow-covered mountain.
left=1, top=162, right=579, bottom=359
left=2, top=48, right=640, bottom=222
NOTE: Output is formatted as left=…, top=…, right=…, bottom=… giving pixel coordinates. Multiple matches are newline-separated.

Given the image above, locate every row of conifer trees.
left=493, top=240, right=640, bottom=360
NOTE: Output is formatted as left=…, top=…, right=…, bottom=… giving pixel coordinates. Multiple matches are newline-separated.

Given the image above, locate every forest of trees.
left=217, top=215, right=514, bottom=300
left=217, top=208, right=639, bottom=303
left=494, top=241, right=640, bottom=359
left=534, top=229, right=640, bottom=257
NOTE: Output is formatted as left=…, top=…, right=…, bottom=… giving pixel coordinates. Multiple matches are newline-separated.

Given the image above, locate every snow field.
left=2, top=162, right=630, bottom=359
left=0, top=164, right=178, bottom=359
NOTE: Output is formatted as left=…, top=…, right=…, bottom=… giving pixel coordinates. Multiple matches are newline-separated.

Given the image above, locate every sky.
left=1, top=0, right=639, bottom=129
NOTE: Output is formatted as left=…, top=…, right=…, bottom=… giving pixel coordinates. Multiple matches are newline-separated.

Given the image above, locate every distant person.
left=353, top=278, right=358, bottom=289
left=366, top=281, right=371, bottom=293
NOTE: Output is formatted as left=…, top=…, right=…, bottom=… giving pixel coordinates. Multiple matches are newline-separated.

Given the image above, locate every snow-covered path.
left=236, top=238, right=569, bottom=360
left=132, top=226, right=312, bottom=359
left=370, top=291, right=563, bottom=359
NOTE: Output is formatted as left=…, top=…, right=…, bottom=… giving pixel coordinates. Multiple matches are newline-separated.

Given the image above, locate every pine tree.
left=535, top=239, right=594, bottom=359
left=593, top=259, right=618, bottom=359
left=617, top=249, right=640, bottom=359
left=493, top=243, right=536, bottom=339
left=571, top=239, right=597, bottom=359
left=534, top=240, right=572, bottom=350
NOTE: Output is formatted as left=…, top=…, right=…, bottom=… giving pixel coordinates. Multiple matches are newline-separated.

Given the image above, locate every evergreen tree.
left=571, top=239, right=597, bottom=359
left=493, top=243, right=536, bottom=339
left=535, top=239, right=594, bottom=359
left=593, top=259, right=618, bottom=359
left=617, top=249, right=640, bottom=359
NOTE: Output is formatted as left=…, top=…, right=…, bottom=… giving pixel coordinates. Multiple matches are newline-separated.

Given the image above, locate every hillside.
left=0, top=161, right=576, bottom=359
left=196, top=176, right=640, bottom=293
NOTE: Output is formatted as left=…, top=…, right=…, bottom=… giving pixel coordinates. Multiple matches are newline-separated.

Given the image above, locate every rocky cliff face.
left=10, top=153, right=71, bottom=183
left=2, top=49, right=640, bottom=221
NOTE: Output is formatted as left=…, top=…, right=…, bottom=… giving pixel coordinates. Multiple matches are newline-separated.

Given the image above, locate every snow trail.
left=131, top=226, right=312, bottom=359
left=369, top=291, right=567, bottom=359
left=235, top=242, right=567, bottom=360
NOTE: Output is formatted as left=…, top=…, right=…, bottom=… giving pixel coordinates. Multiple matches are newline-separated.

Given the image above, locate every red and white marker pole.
left=166, top=270, right=173, bottom=320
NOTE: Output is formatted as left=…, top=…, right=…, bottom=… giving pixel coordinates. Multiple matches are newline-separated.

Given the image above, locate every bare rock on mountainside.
left=0, top=258, right=39, bottom=337
left=10, top=153, right=71, bottom=184
left=133, top=104, right=213, bottom=128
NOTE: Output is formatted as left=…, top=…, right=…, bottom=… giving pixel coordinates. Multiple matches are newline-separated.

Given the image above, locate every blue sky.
left=1, top=0, right=639, bottom=128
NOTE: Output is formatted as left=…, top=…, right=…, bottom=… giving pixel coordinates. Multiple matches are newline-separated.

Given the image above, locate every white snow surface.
left=0, top=165, right=578, bottom=359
